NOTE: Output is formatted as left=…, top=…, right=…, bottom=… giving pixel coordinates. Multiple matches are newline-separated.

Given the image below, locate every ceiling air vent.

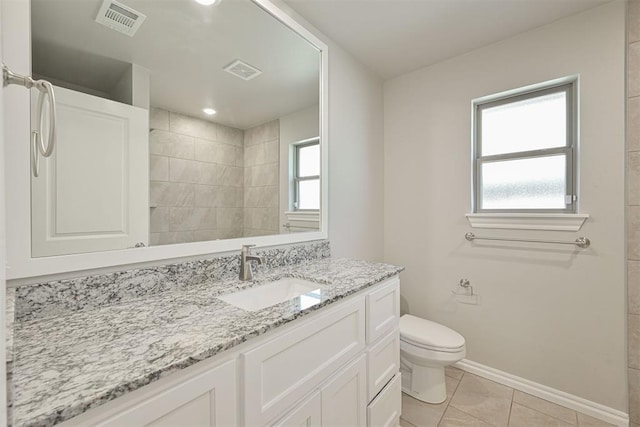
left=95, top=0, right=146, bottom=37
left=223, top=59, right=262, bottom=81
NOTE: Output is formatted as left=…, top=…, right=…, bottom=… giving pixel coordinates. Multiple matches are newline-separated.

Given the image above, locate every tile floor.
left=399, top=367, right=615, bottom=427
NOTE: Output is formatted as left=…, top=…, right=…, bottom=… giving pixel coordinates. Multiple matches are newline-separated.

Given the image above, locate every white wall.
left=279, top=104, right=319, bottom=229
left=328, top=46, right=385, bottom=261
left=384, top=1, right=626, bottom=411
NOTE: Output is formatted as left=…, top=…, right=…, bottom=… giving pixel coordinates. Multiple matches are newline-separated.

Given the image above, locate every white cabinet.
left=367, top=374, right=401, bottom=427
left=321, top=355, right=368, bottom=426
left=58, top=276, right=401, bottom=427
left=243, top=297, right=366, bottom=425
left=271, top=391, right=321, bottom=427
left=368, top=328, right=400, bottom=401
left=31, top=85, right=149, bottom=257
left=366, top=277, right=400, bottom=343
left=99, top=359, right=236, bottom=427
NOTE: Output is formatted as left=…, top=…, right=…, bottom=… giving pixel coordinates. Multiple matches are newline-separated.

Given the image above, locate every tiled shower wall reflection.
left=243, top=120, right=280, bottom=237
left=148, top=108, right=245, bottom=244
left=628, top=2, right=640, bottom=424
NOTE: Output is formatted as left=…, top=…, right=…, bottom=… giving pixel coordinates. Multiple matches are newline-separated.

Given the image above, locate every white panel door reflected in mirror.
left=29, top=0, right=321, bottom=257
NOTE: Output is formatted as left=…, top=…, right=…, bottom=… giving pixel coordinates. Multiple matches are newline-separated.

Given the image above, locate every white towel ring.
left=34, top=79, right=56, bottom=158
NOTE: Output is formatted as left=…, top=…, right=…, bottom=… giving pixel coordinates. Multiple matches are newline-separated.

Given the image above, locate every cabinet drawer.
left=100, top=359, right=237, bottom=427
left=367, top=373, right=401, bottom=427
left=366, top=277, right=400, bottom=343
left=367, top=328, right=400, bottom=401
left=243, top=297, right=366, bottom=426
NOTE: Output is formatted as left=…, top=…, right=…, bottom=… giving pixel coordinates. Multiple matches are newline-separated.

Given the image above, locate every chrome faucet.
left=239, top=244, right=263, bottom=281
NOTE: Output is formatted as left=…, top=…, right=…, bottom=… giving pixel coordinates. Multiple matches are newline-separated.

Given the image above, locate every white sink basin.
left=218, top=278, right=324, bottom=312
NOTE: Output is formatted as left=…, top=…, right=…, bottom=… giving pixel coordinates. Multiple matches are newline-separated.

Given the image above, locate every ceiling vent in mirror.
left=95, top=0, right=146, bottom=37
left=223, top=59, right=262, bottom=81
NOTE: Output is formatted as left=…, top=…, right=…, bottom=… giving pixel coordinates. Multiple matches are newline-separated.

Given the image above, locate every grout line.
left=507, top=388, right=515, bottom=426
left=436, top=384, right=455, bottom=426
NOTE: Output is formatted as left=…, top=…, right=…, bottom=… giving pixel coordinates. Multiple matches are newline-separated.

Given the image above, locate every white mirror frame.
left=3, top=0, right=329, bottom=280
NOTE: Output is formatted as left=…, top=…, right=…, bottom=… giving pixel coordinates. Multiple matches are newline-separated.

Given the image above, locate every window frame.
left=472, top=81, right=577, bottom=214
left=293, top=138, right=320, bottom=211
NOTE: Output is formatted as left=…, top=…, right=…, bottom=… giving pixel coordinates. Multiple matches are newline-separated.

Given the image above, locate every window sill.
left=465, top=213, right=589, bottom=231
left=284, top=210, right=320, bottom=222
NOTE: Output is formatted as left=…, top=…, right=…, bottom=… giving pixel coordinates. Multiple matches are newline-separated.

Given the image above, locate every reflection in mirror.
left=29, top=0, right=321, bottom=257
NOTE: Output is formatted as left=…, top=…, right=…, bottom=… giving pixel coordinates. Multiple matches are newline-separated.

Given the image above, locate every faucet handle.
left=241, top=244, right=256, bottom=254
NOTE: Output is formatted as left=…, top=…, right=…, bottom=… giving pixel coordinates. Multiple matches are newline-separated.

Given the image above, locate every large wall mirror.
left=3, top=0, right=328, bottom=279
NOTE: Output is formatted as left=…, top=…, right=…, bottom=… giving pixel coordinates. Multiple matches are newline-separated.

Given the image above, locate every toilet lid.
left=400, top=315, right=465, bottom=351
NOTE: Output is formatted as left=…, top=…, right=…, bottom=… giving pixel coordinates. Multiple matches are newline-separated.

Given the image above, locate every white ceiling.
left=31, top=0, right=320, bottom=130
left=285, top=0, right=610, bottom=80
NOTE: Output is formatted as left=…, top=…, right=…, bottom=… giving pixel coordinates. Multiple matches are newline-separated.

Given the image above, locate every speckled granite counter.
left=9, top=254, right=403, bottom=426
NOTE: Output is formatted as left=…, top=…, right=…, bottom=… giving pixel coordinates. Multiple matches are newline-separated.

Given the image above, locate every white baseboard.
left=454, top=359, right=629, bottom=427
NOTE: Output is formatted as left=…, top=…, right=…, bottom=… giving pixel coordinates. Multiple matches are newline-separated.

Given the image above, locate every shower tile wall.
left=628, top=2, right=640, bottom=425
left=243, top=120, right=280, bottom=237
left=149, top=107, right=245, bottom=245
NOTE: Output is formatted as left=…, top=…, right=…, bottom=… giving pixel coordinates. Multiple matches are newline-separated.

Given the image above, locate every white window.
left=473, top=81, right=577, bottom=213
left=293, top=139, right=320, bottom=210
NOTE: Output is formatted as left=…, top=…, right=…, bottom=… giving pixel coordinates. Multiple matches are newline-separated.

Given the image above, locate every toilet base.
left=401, top=364, right=447, bottom=404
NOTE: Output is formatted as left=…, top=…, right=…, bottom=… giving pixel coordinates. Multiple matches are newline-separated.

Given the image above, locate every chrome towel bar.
left=465, top=232, right=590, bottom=248
left=3, top=64, right=57, bottom=177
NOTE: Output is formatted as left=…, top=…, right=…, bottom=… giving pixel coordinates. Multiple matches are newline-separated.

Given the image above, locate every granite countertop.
left=10, top=258, right=403, bottom=427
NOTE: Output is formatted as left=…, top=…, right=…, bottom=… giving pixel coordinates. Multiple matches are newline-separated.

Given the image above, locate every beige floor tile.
left=401, top=417, right=418, bottom=427
left=449, top=373, right=513, bottom=427
left=402, top=377, right=460, bottom=426
left=445, top=366, right=464, bottom=380
left=402, top=393, right=448, bottom=427
left=439, top=406, right=492, bottom=427
left=512, top=391, right=577, bottom=425
left=508, top=403, right=572, bottom=427
left=575, top=412, right=615, bottom=427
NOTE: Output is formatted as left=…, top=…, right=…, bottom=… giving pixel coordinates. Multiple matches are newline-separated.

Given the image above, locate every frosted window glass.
left=481, top=155, right=566, bottom=210
left=299, top=179, right=320, bottom=210
left=481, top=92, right=566, bottom=156
left=298, top=144, right=320, bottom=177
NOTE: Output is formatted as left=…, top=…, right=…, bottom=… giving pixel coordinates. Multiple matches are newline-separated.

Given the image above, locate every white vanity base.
left=58, top=276, right=401, bottom=427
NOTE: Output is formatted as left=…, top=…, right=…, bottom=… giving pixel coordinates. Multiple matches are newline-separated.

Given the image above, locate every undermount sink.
left=218, top=277, right=324, bottom=312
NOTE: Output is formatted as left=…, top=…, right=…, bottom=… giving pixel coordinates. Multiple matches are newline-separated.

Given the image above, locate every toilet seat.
left=400, top=315, right=465, bottom=353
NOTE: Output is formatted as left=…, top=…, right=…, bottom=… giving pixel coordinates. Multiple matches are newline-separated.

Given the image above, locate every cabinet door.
left=100, top=360, right=236, bottom=427
left=271, top=391, right=321, bottom=427
left=321, top=354, right=367, bottom=427
left=31, top=85, right=149, bottom=257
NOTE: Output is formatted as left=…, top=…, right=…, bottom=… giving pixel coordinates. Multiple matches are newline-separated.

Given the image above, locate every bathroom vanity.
left=0, top=0, right=402, bottom=424
left=7, top=248, right=403, bottom=426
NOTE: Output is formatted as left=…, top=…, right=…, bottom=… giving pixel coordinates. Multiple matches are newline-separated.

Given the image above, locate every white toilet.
left=399, top=314, right=466, bottom=404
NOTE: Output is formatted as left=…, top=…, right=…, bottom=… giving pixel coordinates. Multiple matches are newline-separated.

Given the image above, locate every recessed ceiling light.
left=203, top=108, right=217, bottom=115
left=194, top=0, right=220, bottom=5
